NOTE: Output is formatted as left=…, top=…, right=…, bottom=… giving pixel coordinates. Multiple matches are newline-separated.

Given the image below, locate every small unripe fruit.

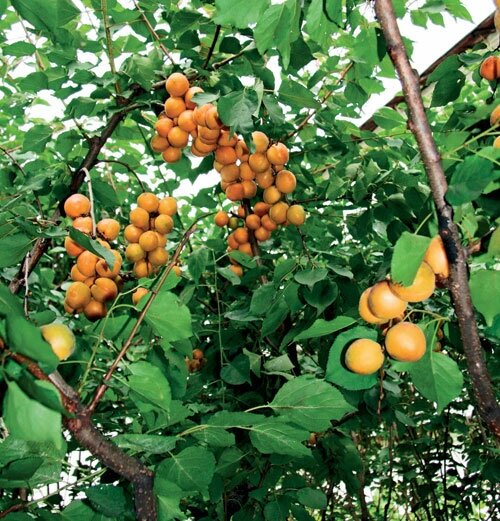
left=228, top=217, right=239, bottom=229
left=41, top=323, right=75, bottom=360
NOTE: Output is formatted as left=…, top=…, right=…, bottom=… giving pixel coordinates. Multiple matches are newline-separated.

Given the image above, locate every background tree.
left=0, top=1, right=498, bottom=520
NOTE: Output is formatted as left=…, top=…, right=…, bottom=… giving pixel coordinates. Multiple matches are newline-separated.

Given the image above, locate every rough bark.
left=374, top=0, right=500, bottom=440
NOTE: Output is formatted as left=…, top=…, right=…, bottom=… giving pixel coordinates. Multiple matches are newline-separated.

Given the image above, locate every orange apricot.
left=130, top=207, right=150, bottom=230
left=479, top=56, right=500, bottom=81
left=254, top=202, right=270, bottom=217
left=368, top=281, right=407, bottom=320
left=385, top=322, right=426, bottom=362
left=263, top=186, right=282, bottom=205
left=205, top=105, right=222, bottom=130
left=133, top=259, right=154, bottom=278
left=155, top=117, right=174, bottom=138
left=83, top=299, right=107, bottom=321
left=249, top=152, right=270, bottom=173
left=218, top=130, right=238, bottom=147
left=177, top=110, right=196, bottom=133
left=124, top=224, right=143, bottom=243
left=287, top=205, right=306, bottom=226
left=162, top=146, right=182, bottom=163
left=235, top=139, right=249, bottom=161
left=137, top=192, right=159, bottom=213
left=215, top=146, right=238, bottom=165
left=214, top=211, right=229, bottom=227
left=269, top=202, right=289, bottom=224
left=241, top=180, right=257, bottom=198
left=255, top=170, right=274, bottom=189
left=220, top=164, right=240, bottom=183
left=252, top=131, right=269, bottom=153
left=65, top=236, right=85, bottom=257
left=389, top=262, right=435, bottom=302
left=97, top=218, right=120, bottom=241
left=158, top=197, right=177, bottom=216
left=275, top=170, right=296, bottom=194
left=238, top=242, right=253, bottom=256
left=166, top=72, right=190, bottom=97
left=77, top=251, right=99, bottom=277
left=358, top=287, right=385, bottom=324
left=254, top=227, right=271, bottom=242
left=225, top=183, right=245, bottom=201
left=149, top=247, right=169, bottom=266
left=95, top=250, right=122, bottom=278
left=266, top=142, right=289, bottom=165
left=229, top=264, right=243, bottom=277
left=71, top=264, right=87, bottom=282
left=233, top=227, right=249, bottom=244
left=184, top=86, right=203, bottom=109
left=345, top=339, right=384, bottom=375
left=125, top=243, right=146, bottom=262
left=239, top=162, right=255, bottom=180
left=245, top=214, right=261, bottom=230
left=72, top=216, right=93, bottom=235
left=64, top=194, right=90, bottom=218
left=155, top=214, right=174, bottom=234
left=424, top=236, right=449, bottom=279
left=132, top=287, right=149, bottom=305
left=164, top=96, right=186, bottom=118
left=168, top=126, right=189, bottom=148
left=91, top=277, right=118, bottom=303
left=151, top=134, right=169, bottom=153
left=139, top=230, right=159, bottom=252
left=261, top=214, right=277, bottom=231
left=66, top=281, right=92, bottom=309
left=490, top=104, right=500, bottom=126
left=193, top=104, right=211, bottom=126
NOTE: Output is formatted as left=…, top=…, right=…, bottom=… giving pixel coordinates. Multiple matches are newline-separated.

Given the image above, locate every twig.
left=23, top=252, right=30, bottom=316
left=100, top=0, right=121, bottom=95
left=86, top=220, right=199, bottom=413
left=383, top=424, right=394, bottom=521
left=84, top=168, right=97, bottom=238
left=374, top=0, right=500, bottom=441
left=133, top=0, right=175, bottom=64
left=97, top=158, right=145, bottom=190
left=284, top=63, right=353, bottom=141
left=203, top=25, right=221, bottom=69
left=213, top=47, right=247, bottom=69
left=0, top=145, right=27, bottom=176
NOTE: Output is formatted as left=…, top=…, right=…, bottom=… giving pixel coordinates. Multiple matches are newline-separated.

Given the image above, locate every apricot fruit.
left=267, top=142, right=289, bottom=165
left=168, top=126, right=189, bottom=148
left=64, top=194, right=91, bottom=218
left=149, top=246, right=169, bottom=266
left=77, top=251, right=99, bottom=277
left=241, top=180, right=257, bottom=198
left=134, top=259, right=154, bottom=278
left=249, top=152, right=270, bottom=173
left=91, top=277, right=118, bottom=303
left=72, top=216, right=93, bottom=235
left=215, top=146, right=238, bottom=165
left=245, top=214, right=261, bottom=230
left=66, top=281, right=92, bottom=310
left=255, top=170, right=274, bottom=189
left=155, top=231, right=167, bottom=248
left=124, top=224, right=143, bottom=243
left=155, top=214, right=174, bottom=234
left=177, top=110, right=196, bottom=133
left=233, top=227, right=249, bottom=244
left=240, top=162, right=255, bottom=180
left=228, top=217, right=239, bottom=229
left=389, top=262, right=435, bottom=302
left=263, top=186, right=282, bottom=205
left=490, top=104, right=500, bottom=126
left=95, top=250, right=122, bottom=278
left=205, top=105, right=222, bottom=130
left=151, top=135, right=169, bottom=153
left=97, top=218, right=120, bottom=241
left=162, top=146, right=182, bottom=163
left=71, top=264, right=87, bottom=282
left=261, top=214, right=277, bottom=231
left=226, top=183, right=245, bottom=201
left=65, top=236, right=85, bottom=257
left=214, top=211, right=229, bottom=227
left=252, top=131, right=269, bottom=153
left=164, top=96, right=186, bottom=118
left=385, top=322, right=426, bottom=362
left=220, top=164, right=240, bottom=183
left=269, top=202, right=289, bottom=224
left=192, top=348, right=204, bottom=360
left=254, top=202, right=270, bottom=216
left=275, top=170, right=296, bottom=194
left=345, top=338, right=384, bottom=375
left=83, top=299, right=107, bottom=321
left=139, top=230, right=159, bottom=252
left=229, top=264, right=243, bottom=277
left=479, top=56, right=500, bottom=81
left=184, top=86, right=203, bottom=109
left=219, top=130, right=239, bottom=148
left=358, top=287, right=385, bottom=324
left=166, top=72, right=190, bottom=97
left=287, top=205, right=306, bottom=226
left=137, top=192, right=159, bottom=213
left=368, top=281, right=407, bottom=320
left=130, top=207, right=150, bottom=230
left=227, top=233, right=239, bottom=250
left=41, top=323, right=75, bottom=360
left=132, top=287, right=149, bottom=305
left=155, top=117, right=174, bottom=138
left=238, top=242, right=253, bottom=256
left=254, top=227, right=271, bottom=242
left=193, top=104, right=210, bottom=126
left=126, top=243, right=146, bottom=262
left=158, top=197, right=177, bottom=216
left=424, top=236, right=449, bottom=279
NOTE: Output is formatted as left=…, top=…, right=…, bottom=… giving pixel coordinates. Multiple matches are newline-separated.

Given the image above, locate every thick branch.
left=374, top=0, right=500, bottom=440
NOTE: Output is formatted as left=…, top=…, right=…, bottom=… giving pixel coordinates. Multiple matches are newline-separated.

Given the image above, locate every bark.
left=374, top=0, right=500, bottom=440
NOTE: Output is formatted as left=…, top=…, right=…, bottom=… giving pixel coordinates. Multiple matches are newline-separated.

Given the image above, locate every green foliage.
left=0, top=0, right=497, bottom=519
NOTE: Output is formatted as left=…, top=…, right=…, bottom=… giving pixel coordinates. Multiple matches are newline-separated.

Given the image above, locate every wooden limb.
left=374, top=0, right=500, bottom=441
left=203, top=25, right=221, bottom=69
left=100, top=0, right=121, bottom=95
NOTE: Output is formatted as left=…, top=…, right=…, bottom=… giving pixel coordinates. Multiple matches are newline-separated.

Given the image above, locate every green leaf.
left=302, top=279, right=338, bottom=314
left=269, top=375, right=356, bottom=431
left=22, top=125, right=52, bottom=153
left=391, top=232, right=431, bottom=286
left=221, top=354, right=251, bottom=385
left=229, top=250, right=257, bottom=268
left=326, top=327, right=380, bottom=390
left=11, top=0, right=79, bottom=34
left=156, top=446, right=216, bottom=493
left=0, top=233, right=32, bottom=269
left=218, top=90, right=259, bottom=134
left=263, top=95, right=285, bottom=124
left=264, top=354, right=294, bottom=373
left=192, top=426, right=235, bottom=447
left=84, top=485, right=127, bottom=518
left=146, top=290, right=192, bottom=342
left=249, top=419, right=310, bottom=457
left=294, top=268, right=328, bottom=288
left=214, top=0, right=269, bottom=28
left=68, top=228, right=116, bottom=269
left=431, top=70, right=465, bottom=107
left=261, top=299, right=289, bottom=337
left=6, top=314, right=60, bottom=373
left=155, top=480, right=184, bottom=521
left=188, top=247, right=209, bottom=282
left=372, top=107, right=407, bottom=130
left=3, top=381, right=63, bottom=450
left=469, top=269, right=500, bottom=326
left=2, top=42, right=36, bottom=57
left=0, top=284, right=24, bottom=317
left=113, top=434, right=178, bottom=455
left=279, top=80, right=320, bottom=110
left=297, top=488, right=327, bottom=509
left=294, top=316, right=356, bottom=341
left=128, top=361, right=171, bottom=412
left=446, top=156, right=496, bottom=206
left=305, top=0, right=337, bottom=50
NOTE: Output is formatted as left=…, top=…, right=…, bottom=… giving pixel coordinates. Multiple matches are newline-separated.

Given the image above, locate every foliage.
left=0, top=0, right=498, bottom=520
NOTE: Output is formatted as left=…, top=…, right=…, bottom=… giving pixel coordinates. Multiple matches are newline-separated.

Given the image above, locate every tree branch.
left=203, top=25, right=221, bottom=69
left=374, top=0, right=500, bottom=440
left=100, top=0, right=121, bottom=95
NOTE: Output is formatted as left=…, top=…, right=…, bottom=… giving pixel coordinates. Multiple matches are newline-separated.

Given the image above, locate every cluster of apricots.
left=479, top=55, right=500, bottom=147
left=185, top=348, right=206, bottom=373
left=213, top=131, right=306, bottom=276
left=63, top=194, right=122, bottom=321
left=345, top=236, right=450, bottom=375
left=125, top=193, right=177, bottom=279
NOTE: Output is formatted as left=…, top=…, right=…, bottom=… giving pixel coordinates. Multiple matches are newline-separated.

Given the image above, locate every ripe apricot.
left=193, top=104, right=210, bottom=126
left=385, top=322, right=426, bottom=362
left=95, top=250, right=122, bottom=278
left=235, top=139, right=249, bottom=161
left=184, top=86, right=203, bottom=109
left=97, top=239, right=111, bottom=250
left=218, top=130, right=238, bottom=147
left=177, top=110, right=196, bottom=133
left=233, top=227, right=249, bottom=244
left=389, top=262, right=435, bottom=302
left=155, top=117, right=174, bottom=138
left=192, top=348, right=204, bottom=360
left=97, top=218, right=120, bottom=241
left=41, top=323, right=75, bottom=360
left=214, top=211, right=229, bottom=227
left=255, top=170, right=274, bottom=189
left=368, top=281, right=407, bottom=320
left=139, top=230, right=159, bottom=252
left=124, top=224, right=143, bottom=243
left=64, top=300, right=75, bottom=314
left=229, top=264, right=243, bottom=277
left=275, top=170, right=296, bottom=194
left=158, top=197, right=177, bottom=216
left=155, top=231, right=167, bottom=248
left=126, top=243, right=146, bottom=262
left=84, top=299, right=107, bottom=321
left=238, top=242, right=253, bottom=256
left=151, top=135, right=169, bottom=153
left=130, top=207, right=150, bottom=230
left=345, top=339, right=384, bottom=375
left=64, top=194, right=91, bottom=218
left=237, top=205, right=246, bottom=218
left=254, top=202, right=270, bottom=216
left=226, top=183, right=245, bottom=201
left=166, top=72, right=190, bottom=97
left=269, top=202, right=289, bottom=224
left=358, top=288, right=385, bottom=324
left=239, top=162, right=255, bottom=180
left=134, top=259, right=154, bottom=278
left=149, top=247, right=169, bottom=266
left=213, top=160, right=224, bottom=172
left=254, top=227, right=271, bottom=242
left=287, top=205, right=306, bottom=226
left=479, top=56, right=500, bottom=81
left=246, top=214, right=261, bottom=230
left=242, top=180, right=257, bottom=198
left=165, top=96, right=186, bottom=118
left=65, top=236, right=85, bottom=257
left=267, top=142, right=289, bottom=165
left=220, top=164, right=240, bottom=183
left=227, top=233, right=239, bottom=250
left=168, top=126, right=189, bottom=148
left=490, top=104, right=500, bottom=126
left=495, top=136, right=500, bottom=148
left=252, top=131, right=269, bottom=153
left=91, top=278, right=118, bottom=302
left=71, top=264, right=87, bottom=282
left=193, top=139, right=217, bottom=155
left=249, top=152, right=270, bottom=173
left=205, top=105, right=222, bottom=130
left=138, top=192, right=159, bottom=213
left=132, top=287, right=149, bottom=305
left=162, top=146, right=182, bottom=163
left=66, top=281, right=92, bottom=309
left=261, top=214, right=277, bottom=231
left=263, top=186, right=282, bottom=205
left=84, top=276, right=96, bottom=288
left=424, top=236, right=449, bottom=279
left=155, top=214, right=174, bottom=234
left=216, top=146, right=238, bottom=165
left=172, top=265, right=182, bottom=277
left=72, top=216, right=93, bottom=235
left=77, top=251, right=99, bottom=277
